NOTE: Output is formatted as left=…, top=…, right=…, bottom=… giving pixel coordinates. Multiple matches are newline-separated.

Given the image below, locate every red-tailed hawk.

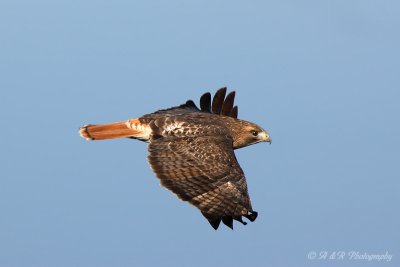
left=79, top=88, right=271, bottom=229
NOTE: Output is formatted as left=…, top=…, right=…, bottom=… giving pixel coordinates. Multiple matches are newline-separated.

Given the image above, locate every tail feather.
left=79, top=119, right=149, bottom=141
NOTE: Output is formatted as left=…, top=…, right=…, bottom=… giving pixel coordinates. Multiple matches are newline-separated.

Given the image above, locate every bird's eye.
left=252, top=131, right=258, bottom=137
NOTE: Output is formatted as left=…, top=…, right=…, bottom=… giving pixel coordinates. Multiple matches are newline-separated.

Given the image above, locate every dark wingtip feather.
left=209, top=218, right=221, bottom=230
left=202, top=212, right=221, bottom=230
left=200, top=92, right=211, bottom=113
left=221, top=91, right=235, bottom=116
left=230, top=106, right=238, bottom=118
left=185, top=100, right=197, bottom=108
left=222, top=217, right=234, bottom=230
left=175, top=100, right=199, bottom=111
left=234, top=216, right=248, bottom=225
left=197, top=88, right=239, bottom=118
left=212, top=87, right=227, bottom=114
left=244, top=211, right=258, bottom=222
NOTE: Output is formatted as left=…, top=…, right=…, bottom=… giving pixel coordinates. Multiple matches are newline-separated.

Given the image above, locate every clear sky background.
left=0, top=1, right=399, bottom=266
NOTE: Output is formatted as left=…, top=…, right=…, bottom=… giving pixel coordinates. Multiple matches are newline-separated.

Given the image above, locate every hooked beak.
left=259, top=131, right=272, bottom=144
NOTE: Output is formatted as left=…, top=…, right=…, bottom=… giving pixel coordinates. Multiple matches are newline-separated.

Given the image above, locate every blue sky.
left=0, top=1, right=399, bottom=266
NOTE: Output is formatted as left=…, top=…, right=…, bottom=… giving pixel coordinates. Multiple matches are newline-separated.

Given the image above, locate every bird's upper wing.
left=141, top=87, right=239, bottom=121
left=147, top=133, right=257, bottom=229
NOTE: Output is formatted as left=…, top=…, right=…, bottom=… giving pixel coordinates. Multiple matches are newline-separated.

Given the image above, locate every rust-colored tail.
left=79, top=119, right=150, bottom=141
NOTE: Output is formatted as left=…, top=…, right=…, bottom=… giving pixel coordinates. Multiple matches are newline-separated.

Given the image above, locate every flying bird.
left=79, top=88, right=271, bottom=229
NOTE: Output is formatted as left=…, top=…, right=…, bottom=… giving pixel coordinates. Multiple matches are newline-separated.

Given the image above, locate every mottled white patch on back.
left=163, top=121, right=185, bottom=135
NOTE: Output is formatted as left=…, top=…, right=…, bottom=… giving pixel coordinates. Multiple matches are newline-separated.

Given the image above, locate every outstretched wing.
left=140, top=87, right=239, bottom=121
left=147, top=134, right=257, bottom=229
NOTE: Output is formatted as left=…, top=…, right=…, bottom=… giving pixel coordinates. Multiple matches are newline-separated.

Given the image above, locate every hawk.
left=79, top=88, right=271, bottom=229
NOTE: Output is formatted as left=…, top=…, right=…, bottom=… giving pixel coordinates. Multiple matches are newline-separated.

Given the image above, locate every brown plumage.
left=79, top=88, right=271, bottom=230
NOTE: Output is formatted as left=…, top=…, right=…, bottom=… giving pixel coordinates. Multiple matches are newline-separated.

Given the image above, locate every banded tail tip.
left=79, top=125, right=95, bottom=141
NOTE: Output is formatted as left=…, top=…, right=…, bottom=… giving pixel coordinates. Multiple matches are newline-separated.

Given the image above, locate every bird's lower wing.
left=147, top=135, right=257, bottom=230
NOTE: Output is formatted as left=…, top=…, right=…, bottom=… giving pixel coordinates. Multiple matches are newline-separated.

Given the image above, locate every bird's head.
left=231, top=120, right=271, bottom=149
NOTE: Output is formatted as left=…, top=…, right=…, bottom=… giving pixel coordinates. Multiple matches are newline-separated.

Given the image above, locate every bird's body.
left=80, top=88, right=271, bottom=229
